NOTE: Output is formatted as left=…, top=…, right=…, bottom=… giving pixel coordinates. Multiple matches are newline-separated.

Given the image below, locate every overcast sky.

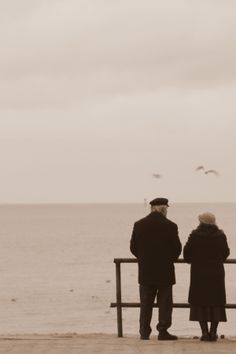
left=1, top=0, right=236, bottom=203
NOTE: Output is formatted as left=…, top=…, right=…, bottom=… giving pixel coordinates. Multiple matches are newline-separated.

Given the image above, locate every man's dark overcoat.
left=183, top=224, right=230, bottom=306
left=130, top=211, right=182, bottom=286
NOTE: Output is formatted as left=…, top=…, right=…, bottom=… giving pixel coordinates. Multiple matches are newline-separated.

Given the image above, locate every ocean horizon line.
left=0, top=201, right=235, bottom=206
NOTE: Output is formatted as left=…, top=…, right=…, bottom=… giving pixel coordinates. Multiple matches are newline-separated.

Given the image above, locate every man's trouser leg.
left=156, top=285, right=173, bottom=332
left=139, top=285, right=157, bottom=337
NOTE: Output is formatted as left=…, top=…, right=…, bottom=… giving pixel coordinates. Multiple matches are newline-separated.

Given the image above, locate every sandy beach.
left=0, top=334, right=235, bottom=354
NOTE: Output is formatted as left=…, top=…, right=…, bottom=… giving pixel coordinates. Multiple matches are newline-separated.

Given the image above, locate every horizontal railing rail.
left=110, top=258, right=236, bottom=337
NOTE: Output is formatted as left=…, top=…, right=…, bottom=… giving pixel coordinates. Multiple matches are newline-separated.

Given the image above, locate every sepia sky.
left=1, top=0, right=236, bottom=203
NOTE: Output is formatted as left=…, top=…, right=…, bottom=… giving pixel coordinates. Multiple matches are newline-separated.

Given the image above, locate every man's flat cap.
left=149, top=197, right=169, bottom=206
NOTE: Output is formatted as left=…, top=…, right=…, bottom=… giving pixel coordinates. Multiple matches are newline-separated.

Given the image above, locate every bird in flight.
left=195, top=166, right=219, bottom=176
left=195, top=166, right=205, bottom=171
left=153, top=173, right=162, bottom=179
left=204, top=169, right=219, bottom=176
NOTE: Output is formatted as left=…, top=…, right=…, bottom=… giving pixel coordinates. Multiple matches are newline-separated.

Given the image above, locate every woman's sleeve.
left=220, top=232, right=230, bottom=261
left=183, top=234, right=193, bottom=263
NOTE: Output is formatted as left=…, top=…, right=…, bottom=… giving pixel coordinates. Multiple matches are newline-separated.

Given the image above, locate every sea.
left=0, top=203, right=235, bottom=336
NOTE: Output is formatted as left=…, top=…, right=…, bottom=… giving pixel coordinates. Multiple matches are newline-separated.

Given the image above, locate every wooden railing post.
left=115, top=260, right=123, bottom=337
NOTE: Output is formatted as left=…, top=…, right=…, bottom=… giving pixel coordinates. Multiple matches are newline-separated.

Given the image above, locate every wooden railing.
left=110, top=258, right=236, bottom=337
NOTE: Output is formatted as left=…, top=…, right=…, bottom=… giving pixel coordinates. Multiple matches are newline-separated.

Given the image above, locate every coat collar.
left=147, top=211, right=167, bottom=220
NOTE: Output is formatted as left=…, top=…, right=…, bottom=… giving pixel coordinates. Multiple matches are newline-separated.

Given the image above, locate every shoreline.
left=0, top=334, right=235, bottom=354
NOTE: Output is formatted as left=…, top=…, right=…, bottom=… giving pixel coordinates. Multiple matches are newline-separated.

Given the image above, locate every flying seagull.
left=195, top=166, right=205, bottom=171
left=205, top=169, right=219, bottom=176
left=153, top=173, right=162, bottom=179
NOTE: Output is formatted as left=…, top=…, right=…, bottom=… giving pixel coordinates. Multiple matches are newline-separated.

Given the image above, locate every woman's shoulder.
left=189, top=224, right=225, bottom=238
left=189, top=225, right=206, bottom=236
left=215, top=228, right=227, bottom=238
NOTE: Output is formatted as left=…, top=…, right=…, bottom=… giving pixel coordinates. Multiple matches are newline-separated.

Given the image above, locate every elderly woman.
left=183, top=212, right=230, bottom=341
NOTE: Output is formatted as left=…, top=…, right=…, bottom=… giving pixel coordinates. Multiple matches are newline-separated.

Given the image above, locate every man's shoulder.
left=165, top=218, right=178, bottom=228
left=134, top=214, right=177, bottom=228
left=134, top=216, right=148, bottom=226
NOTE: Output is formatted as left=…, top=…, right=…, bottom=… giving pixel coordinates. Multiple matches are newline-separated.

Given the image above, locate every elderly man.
left=130, top=197, right=182, bottom=340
